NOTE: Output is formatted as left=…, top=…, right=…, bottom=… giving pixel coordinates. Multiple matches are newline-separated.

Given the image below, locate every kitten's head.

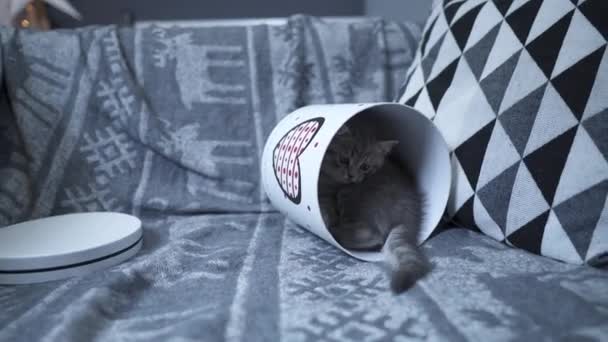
left=322, top=126, right=398, bottom=184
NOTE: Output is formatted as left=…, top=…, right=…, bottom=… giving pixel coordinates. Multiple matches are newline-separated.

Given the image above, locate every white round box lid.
left=0, top=212, right=142, bottom=284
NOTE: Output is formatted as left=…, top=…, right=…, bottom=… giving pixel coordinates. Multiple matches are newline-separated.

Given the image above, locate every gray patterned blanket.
left=0, top=16, right=607, bottom=341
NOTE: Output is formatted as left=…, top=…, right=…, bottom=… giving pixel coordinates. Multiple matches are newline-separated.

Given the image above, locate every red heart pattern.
left=273, top=118, right=324, bottom=204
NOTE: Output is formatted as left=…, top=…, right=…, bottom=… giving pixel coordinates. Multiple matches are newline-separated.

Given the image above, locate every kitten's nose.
left=347, top=172, right=356, bottom=182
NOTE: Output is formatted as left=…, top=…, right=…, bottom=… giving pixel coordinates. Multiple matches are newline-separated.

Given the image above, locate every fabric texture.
left=0, top=16, right=418, bottom=225
left=398, top=0, right=608, bottom=265
left=2, top=217, right=608, bottom=341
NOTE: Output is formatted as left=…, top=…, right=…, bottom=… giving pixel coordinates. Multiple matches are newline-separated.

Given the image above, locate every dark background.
left=47, top=0, right=431, bottom=27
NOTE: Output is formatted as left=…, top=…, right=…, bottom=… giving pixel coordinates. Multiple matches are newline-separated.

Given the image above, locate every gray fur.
left=319, top=124, right=430, bottom=293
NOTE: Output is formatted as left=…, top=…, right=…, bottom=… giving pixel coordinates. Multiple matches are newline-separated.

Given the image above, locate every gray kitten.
left=319, top=125, right=430, bottom=293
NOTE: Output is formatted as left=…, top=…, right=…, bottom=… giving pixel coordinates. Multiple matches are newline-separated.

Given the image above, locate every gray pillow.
left=398, top=0, right=607, bottom=265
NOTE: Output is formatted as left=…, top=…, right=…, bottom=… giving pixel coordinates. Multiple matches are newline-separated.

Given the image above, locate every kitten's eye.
left=360, top=163, right=369, bottom=171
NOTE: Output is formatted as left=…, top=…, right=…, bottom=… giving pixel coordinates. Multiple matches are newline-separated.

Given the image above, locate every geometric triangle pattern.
left=444, top=1, right=466, bottom=26
left=454, top=120, right=495, bottom=189
left=553, top=180, right=608, bottom=260
left=551, top=46, right=605, bottom=120
left=523, top=126, right=577, bottom=205
left=526, top=0, right=575, bottom=44
left=526, top=10, right=573, bottom=78
left=524, top=83, right=578, bottom=155
left=464, top=23, right=501, bottom=80
left=505, top=0, right=543, bottom=44
left=476, top=121, right=521, bottom=189
left=498, top=49, right=547, bottom=114
left=421, top=34, right=447, bottom=80
left=450, top=3, right=485, bottom=51
left=507, top=210, right=550, bottom=254
left=473, top=195, right=505, bottom=240
left=505, top=161, right=550, bottom=236
left=477, top=162, right=519, bottom=232
left=398, top=0, right=608, bottom=265
left=583, top=109, right=608, bottom=161
left=499, top=84, right=546, bottom=155
left=578, top=0, right=608, bottom=41
left=551, top=9, right=606, bottom=79
left=480, top=50, right=521, bottom=114
left=542, top=210, right=583, bottom=264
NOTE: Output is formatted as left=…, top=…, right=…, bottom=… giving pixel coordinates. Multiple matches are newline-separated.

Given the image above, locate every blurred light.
left=21, top=19, right=31, bottom=28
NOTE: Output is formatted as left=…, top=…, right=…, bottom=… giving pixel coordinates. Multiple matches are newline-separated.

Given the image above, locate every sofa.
left=1, top=9, right=607, bottom=342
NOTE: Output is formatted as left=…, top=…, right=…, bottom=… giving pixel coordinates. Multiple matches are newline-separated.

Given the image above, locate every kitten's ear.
left=336, top=125, right=351, bottom=136
left=376, top=140, right=399, bottom=155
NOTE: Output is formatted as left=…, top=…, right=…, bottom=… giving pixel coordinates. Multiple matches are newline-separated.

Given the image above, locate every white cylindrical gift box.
left=261, top=103, right=451, bottom=261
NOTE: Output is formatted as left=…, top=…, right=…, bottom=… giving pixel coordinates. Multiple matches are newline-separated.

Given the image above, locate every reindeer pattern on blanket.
left=152, top=28, right=248, bottom=109
left=158, top=121, right=256, bottom=203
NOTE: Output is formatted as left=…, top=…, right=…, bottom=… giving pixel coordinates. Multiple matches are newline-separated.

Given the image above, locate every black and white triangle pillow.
left=398, top=0, right=607, bottom=266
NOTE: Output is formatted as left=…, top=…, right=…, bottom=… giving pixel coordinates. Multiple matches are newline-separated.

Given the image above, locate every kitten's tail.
left=383, top=224, right=430, bottom=293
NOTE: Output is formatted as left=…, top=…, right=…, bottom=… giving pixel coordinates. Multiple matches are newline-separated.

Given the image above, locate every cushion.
left=397, top=0, right=608, bottom=265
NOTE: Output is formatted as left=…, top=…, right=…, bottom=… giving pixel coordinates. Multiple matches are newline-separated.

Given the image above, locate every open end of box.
left=317, top=104, right=451, bottom=260
left=317, top=109, right=417, bottom=256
